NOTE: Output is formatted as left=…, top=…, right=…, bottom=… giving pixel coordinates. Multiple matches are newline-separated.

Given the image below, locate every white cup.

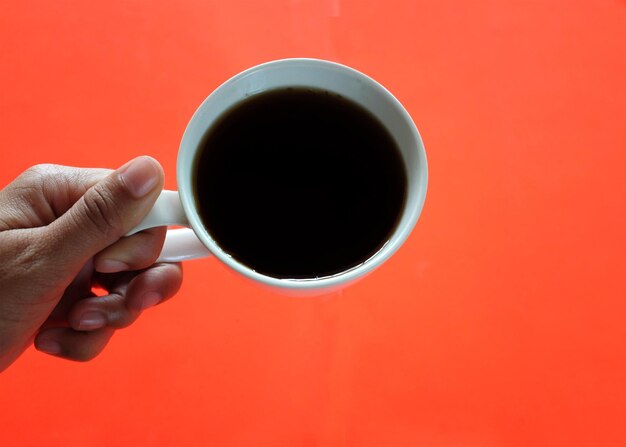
left=130, top=58, right=428, bottom=295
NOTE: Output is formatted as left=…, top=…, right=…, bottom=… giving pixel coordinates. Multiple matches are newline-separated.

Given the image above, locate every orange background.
left=1, top=1, right=625, bottom=446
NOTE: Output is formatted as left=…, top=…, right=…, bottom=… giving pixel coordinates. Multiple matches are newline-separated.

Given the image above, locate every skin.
left=0, top=156, right=182, bottom=371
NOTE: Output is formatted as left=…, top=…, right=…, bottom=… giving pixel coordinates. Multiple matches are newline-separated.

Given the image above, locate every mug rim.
left=177, top=58, right=428, bottom=290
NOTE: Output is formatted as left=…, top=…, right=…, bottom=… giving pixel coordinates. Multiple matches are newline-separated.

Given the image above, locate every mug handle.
left=127, top=190, right=211, bottom=263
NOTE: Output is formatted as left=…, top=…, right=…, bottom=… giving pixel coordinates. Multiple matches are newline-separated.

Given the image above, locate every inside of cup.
left=177, top=59, right=427, bottom=289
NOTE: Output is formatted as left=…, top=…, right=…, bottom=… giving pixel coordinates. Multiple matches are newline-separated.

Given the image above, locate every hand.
left=0, top=157, right=182, bottom=371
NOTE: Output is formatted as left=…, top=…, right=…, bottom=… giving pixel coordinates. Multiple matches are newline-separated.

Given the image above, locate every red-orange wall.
left=1, top=1, right=625, bottom=445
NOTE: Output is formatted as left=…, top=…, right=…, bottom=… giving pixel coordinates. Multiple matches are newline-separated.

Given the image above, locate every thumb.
left=47, top=156, right=164, bottom=271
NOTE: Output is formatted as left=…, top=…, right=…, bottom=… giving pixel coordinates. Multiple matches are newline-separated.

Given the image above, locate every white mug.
left=130, top=58, right=428, bottom=295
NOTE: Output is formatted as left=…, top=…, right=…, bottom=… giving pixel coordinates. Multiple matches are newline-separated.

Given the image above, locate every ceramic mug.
left=129, top=58, right=428, bottom=295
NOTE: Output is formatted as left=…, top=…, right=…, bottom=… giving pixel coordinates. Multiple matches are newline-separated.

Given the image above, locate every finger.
left=93, top=226, right=167, bottom=273
left=124, top=262, right=183, bottom=312
left=45, top=156, right=164, bottom=274
left=0, top=165, right=111, bottom=230
left=67, top=293, right=139, bottom=331
left=34, top=326, right=115, bottom=361
left=68, top=263, right=183, bottom=330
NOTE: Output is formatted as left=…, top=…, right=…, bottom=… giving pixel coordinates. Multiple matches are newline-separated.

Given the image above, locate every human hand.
left=0, top=157, right=182, bottom=371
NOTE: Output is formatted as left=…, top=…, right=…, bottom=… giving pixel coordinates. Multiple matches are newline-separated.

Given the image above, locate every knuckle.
left=10, top=164, right=60, bottom=200
left=80, top=183, right=123, bottom=237
left=78, top=293, right=136, bottom=329
left=110, top=293, right=137, bottom=328
left=20, top=164, right=65, bottom=194
left=23, top=163, right=59, bottom=180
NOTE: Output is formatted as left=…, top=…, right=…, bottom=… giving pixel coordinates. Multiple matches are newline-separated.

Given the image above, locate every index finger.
left=0, top=165, right=112, bottom=229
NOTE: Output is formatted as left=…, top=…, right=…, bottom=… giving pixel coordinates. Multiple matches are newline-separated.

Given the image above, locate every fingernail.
left=37, top=339, right=62, bottom=355
left=96, top=259, right=129, bottom=273
left=78, top=311, right=107, bottom=330
left=141, top=292, right=162, bottom=310
left=119, top=156, right=160, bottom=199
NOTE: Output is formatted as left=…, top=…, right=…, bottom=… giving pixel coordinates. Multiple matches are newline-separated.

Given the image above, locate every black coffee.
left=194, top=87, right=407, bottom=279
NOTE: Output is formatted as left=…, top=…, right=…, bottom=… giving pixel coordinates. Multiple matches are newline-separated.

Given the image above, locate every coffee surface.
left=194, top=87, right=407, bottom=278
